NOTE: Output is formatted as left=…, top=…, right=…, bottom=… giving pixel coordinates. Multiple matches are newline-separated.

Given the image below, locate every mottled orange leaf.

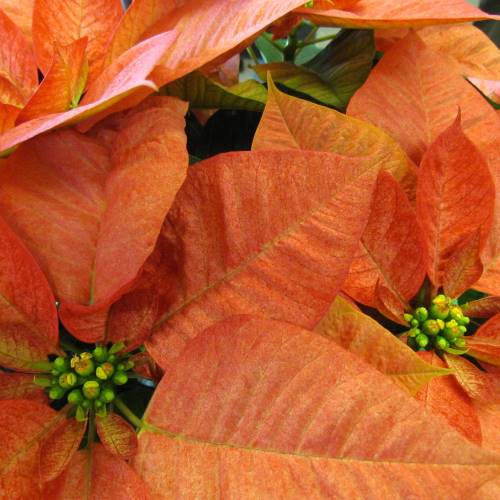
left=147, top=150, right=377, bottom=367
left=44, top=444, right=149, bottom=499
left=475, top=402, right=500, bottom=455
left=96, top=413, right=138, bottom=460
left=0, top=216, right=58, bottom=371
left=0, top=98, right=187, bottom=342
left=463, top=296, right=500, bottom=319
left=0, top=31, right=176, bottom=154
left=0, top=8, right=37, bottom=107
left=296, top=0, right=497, bottom=29
left=0, top=103, right=18, bottom=133
left=253, top=77, right=415, bottom=192
left=466, top=318, right=500, bottom=366
left=315, top=295, right=448, bottom=394
left=416, top=115, right=494, bottom=289
left=0, top=372, right=46, bottom=402
left=17, top=38, right=88, bottom=124
left=376, top=25, right=500, bottom=80
left=32, top=0, right=123, bottom=80
left=137, top=316, right=500, bottom=497
left=416, top=352, right=482, bottom=446
left=443, top=231, right=484, bottom=299
left=41, top=417, right=87, bottom=482
left=0, top=0, right=34, bottom=41
left=0, top=400, right=57, bottom=498
left=343, top=171, right=425, bottom=309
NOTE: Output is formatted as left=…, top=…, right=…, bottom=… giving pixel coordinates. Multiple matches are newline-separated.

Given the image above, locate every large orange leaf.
left=136, top=316, right=500, bottom=497
left=296, top=0, right=497, bottom=29
left=415, top=352, right=482, bottom=446
left=146, top=150, right=378, bottom=367
left=463, top=296, right=500, bottom=318
left=44, top=444, right=148, bottom=499
left=0, top=400, right=57, bottom=498
left=475, top=402, right=500, bottom=455
left=376, top=25, right=500, bottom=80
left=416, top=115, right=495, bottom=290
left=16, top=38, right=88, bottom=124
left=96, top=413, right=138, bottom=460
left=0, top=97, right=187, bottom=316
left=342, top=171, right=425, bottom=309
left=0, top=8, right=37, bottom=107
left=0, top=31, right=176, bottom=155
left=315, top=295, right=448, bottom=394
left=253, top=77, right=415, bottom=192
left=0, top=216, right=58, bottom=371
left=32, top=0, right=123, bottom=80
left=0, top=1, right=34, bottom=41
left=0, top=372, right=46, bottom=401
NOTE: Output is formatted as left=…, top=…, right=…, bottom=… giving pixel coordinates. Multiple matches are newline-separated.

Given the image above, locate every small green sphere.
left=416, top=334, right=429, bottom=348
left=414, top=307, right=429, bottom=322
left=96, top=362, right=115, bottom=381
left=82, top=380, right=101, bottom=400
left=49, top=386, right=66, bottom=400
left=53, top=356, right=69, bottom=372
left=429, top=302, right=449, bottom=321
left=67, top=389, right=84, bottom=405
left=74, top=357, right=95, bottom=377
left=58, top=372, right=78, bottom=389
left=453, top=337, right=467, bottom=349
left=100, top=388, right=116, bottom=403
left=93, top=346, right=108, bottom=363
left=422, top=319, right=441, bottom=336
left=434, top=336, right=449, bottom=350
left=113, top=371, right=128, bottom=386
left=411, top=319, right=419, bottom=328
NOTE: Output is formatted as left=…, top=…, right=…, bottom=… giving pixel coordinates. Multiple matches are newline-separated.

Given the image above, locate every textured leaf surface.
left=0, top=372, right=46, bottom=401
left=0, top=8, right=37, bottom=107
left=32, top=0, right=123, bottom=79
left=467, top=319, right=500, bottom=366
left=0, top=0, right=34, bottom=40
left=343, top=171, right=425, bottom=309
left=0, top=103, right=18, bottom=133
left=296, top=0, right=497, bottom=29
left=315, top=295, right=448, bottom=394
left=0, top=400, right=57, bottom=498
left=415, top=352, right=482, bottom=446
left=475, top=402, right=500, bottom=455
left=463, top=297, right=500, bottom=318
left=0, top=32, right=176, bottom=154
left=96, top=413, right=138, bottom=460
left=253, top=78, right=415, bottom=192
left=147, top=149, right=377, bottom=367
left=44, top=444, right=148, bottom=499
left=416, top=116, right=494, bottom=289
left=17, top=38, right=88, bottom=123
left=164, top=71, right=266, bottom=111
left=0, top=97, right=187, bottom=314
left=0, top=216, right=58, bottom=371
left=137, top=316, right=500, bottom=498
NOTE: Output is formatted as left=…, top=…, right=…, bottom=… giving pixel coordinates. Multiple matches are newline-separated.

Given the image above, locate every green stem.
left=29, top=360, right=54, bottom=373
left=246, top=46, right=260, bottom=65
left=115, top=397, right=145, bottom=429
left=296, top=33, right=339, bottom=48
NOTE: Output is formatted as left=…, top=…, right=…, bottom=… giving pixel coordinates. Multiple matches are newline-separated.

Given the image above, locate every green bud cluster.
left=35, top=342, right=133, bottom=420
left=403, top=295, right=470, bottom=355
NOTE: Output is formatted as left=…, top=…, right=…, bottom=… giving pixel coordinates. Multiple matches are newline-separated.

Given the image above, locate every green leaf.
left=163, top=71, right=267, bottom=111
left=255, top=33, right=285, bottom=63
left=255, top=29, right=375, bottom=110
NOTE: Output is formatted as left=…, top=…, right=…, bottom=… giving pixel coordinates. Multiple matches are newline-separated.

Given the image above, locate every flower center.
left=403, top=294, right=470, bottom=354
left=35, top=342, right=134, bottom=420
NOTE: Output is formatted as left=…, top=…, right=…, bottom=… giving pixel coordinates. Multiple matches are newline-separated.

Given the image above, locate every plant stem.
left=115, top=397, right=145, bottom=429
left=296, top=33, right=339, bottom=48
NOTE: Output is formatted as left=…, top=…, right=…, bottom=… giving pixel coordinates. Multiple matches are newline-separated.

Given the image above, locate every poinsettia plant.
left=0, top=0, right=499, bottom=498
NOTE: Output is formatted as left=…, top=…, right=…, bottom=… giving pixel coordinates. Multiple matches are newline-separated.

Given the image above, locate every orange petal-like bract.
left=135, top=316, right=500, bottom=497
left=0, top=97, right=187, bottom=342
left=416, top=115, right=494, bottom=289
left=0, top=373, right=46, bottom=401
left=96, top=413, right=138, bottom=460
left=147, top=150, right=378, bottom=367
left=32, top=0, right=123, bottom=80
left=296, top=0, right=497, bottom=29
left=0, top=0, right=35, bottom=41
left=315, top=295, right=448, bottom=394
left=343, top=170, right=425, bottom=309
left=0, top=216, right=59, bottom=370
left=463, top=296, right=500, bottom=318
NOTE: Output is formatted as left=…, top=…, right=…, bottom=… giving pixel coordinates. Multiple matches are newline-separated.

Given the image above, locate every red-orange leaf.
left=147, top=150, right=378, bottom=367
left=0, top=97, right=187, bottom=324
left=315, top=295, right=449, bottom=394
left=41, top=417, right=87, bottom=482
left=17, top=38, right=88, bottom=124
left=296, top=0, right=497, bottom=29
left=0, top=31, right=176, bottom=154
left=0, top=400, right=57, bottom=498
left=415, top=352, right=482, bottom=446
left=463, top=296, right=500, bottom=318
left=0, top=103, right=18, bottom=133
left=343, top=170, right=425, bottom=309
left=136, top=316, right=500, bottom=497
left=253, top=77, right=416, bottom=193
left=32, top=0, right=123, bottom=80
left=0, top=8, right=37, bottom=107
left=0, top=216, right=58, bottom=371
left=475, top=402, right=500, bottom=455
left=416, top=114, right=494, bottom=289
left=0, top=373, right=46, bottom=402
left=44, top=444, right=149, bottom=499
left=96, top=413, right=138, bottom=460
left=0, top=1, right=34, bottom=41
left=443, top=230, right=484, bottom=298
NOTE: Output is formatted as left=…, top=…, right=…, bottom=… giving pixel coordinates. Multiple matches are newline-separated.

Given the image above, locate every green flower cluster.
left=404, top=295, right=470, bottom=354
left=35, top=342, right=133, bottom=420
